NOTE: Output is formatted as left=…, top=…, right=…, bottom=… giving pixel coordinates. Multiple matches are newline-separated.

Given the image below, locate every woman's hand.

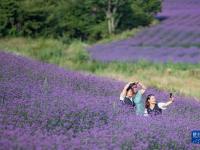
left=137, top=81, right=146, bottom=94
left=163, top=96, right=175, bottom=107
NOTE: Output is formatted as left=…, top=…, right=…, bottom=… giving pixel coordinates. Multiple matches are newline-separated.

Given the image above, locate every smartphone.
left=170, top=93, right=173, bottom=98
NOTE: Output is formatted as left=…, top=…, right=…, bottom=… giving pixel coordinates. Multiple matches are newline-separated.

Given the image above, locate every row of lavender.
left=0, top=52, right=200, bottom=149
left=131, top=0, right=200, bottom=47
left=88, top=0, right=200, bottom=63
left=88, top=45, right=200, bottom=63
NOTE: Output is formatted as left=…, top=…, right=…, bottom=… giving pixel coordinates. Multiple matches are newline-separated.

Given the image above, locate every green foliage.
left=0, top=0, right=21, bottom=36
left=0, top=0, right=162, bottom=41
left=66, top=40, right=90, bottom=63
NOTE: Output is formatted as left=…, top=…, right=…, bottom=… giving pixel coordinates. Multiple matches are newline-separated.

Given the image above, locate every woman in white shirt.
left=144, top=93, right=174, bottom=116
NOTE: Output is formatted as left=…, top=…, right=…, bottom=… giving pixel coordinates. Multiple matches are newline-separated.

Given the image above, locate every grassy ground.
left=0, top=37, right=200, bottom=99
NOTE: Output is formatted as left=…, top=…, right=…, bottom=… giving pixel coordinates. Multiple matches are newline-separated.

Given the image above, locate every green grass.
left=0, top=37, right=200, bottom=99
left=96, top=19, right=159, bottom=44
left=96, top=28, right=141, bottom=44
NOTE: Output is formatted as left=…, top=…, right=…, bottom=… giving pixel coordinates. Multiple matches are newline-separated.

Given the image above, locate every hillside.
left=88, top=0, right=200, bottom=63
left=0, top=52, right=200, bottom=149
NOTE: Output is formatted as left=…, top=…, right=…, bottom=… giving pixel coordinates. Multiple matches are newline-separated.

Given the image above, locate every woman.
left=144, top=93, right=174, bottom=116
left=120, top=81, right=146, bottom=115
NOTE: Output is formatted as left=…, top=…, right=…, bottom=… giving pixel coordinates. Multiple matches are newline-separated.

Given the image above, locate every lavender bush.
left=88, top=0, right=200, bottom=63
left=88, top=46, right=200, bottom=63
left=0, top=52, right=200, bottom=150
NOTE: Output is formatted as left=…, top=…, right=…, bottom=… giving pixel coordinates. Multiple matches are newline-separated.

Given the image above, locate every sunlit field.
left=1, top=0, right=200, bottom=149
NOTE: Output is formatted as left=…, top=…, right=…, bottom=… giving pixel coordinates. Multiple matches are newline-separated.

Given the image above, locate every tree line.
left=0, top=0, right=161, bottom=41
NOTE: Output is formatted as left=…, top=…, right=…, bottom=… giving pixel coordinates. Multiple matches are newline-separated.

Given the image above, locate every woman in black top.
left=119, top=82, right=146, bottom=112
left=144, top=94, right=174, bottom=116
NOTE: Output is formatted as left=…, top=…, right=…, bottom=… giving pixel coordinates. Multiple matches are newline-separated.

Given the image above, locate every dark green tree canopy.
left=0, top=0, right=161, bottom=41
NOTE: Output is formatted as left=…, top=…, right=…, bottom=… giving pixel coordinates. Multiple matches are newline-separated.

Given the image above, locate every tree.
left=87, top=0, right=161, bottom=35
left=105, top=0, right=125, bottom=34
left=0, top=0, right=162, bottom=40
left=0, top=0, right=22, bottom=36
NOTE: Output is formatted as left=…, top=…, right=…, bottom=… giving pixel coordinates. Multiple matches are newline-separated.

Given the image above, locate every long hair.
left=126, top=82, right=137, bottom=93
left=145, top=94, right=154, bottom=109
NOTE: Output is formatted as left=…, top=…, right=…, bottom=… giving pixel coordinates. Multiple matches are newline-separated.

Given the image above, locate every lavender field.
left=0, top=52, right=200, bottom=150
left=88, top=0, right=200, bottom=63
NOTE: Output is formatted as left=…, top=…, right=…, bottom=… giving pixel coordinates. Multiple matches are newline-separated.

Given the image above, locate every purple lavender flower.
left=0, top=51, right=200, bottom=149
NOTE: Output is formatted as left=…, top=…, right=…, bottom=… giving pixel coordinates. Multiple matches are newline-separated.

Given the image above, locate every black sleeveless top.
left=147, top=104, right=162, bottom=116
left=123, top=97, right=135, bottom=107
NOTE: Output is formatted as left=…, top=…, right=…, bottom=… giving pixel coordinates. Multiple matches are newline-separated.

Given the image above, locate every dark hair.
left=126, top=82, right=137, bottom=92
left=145, top=94, right=154, bottom=109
